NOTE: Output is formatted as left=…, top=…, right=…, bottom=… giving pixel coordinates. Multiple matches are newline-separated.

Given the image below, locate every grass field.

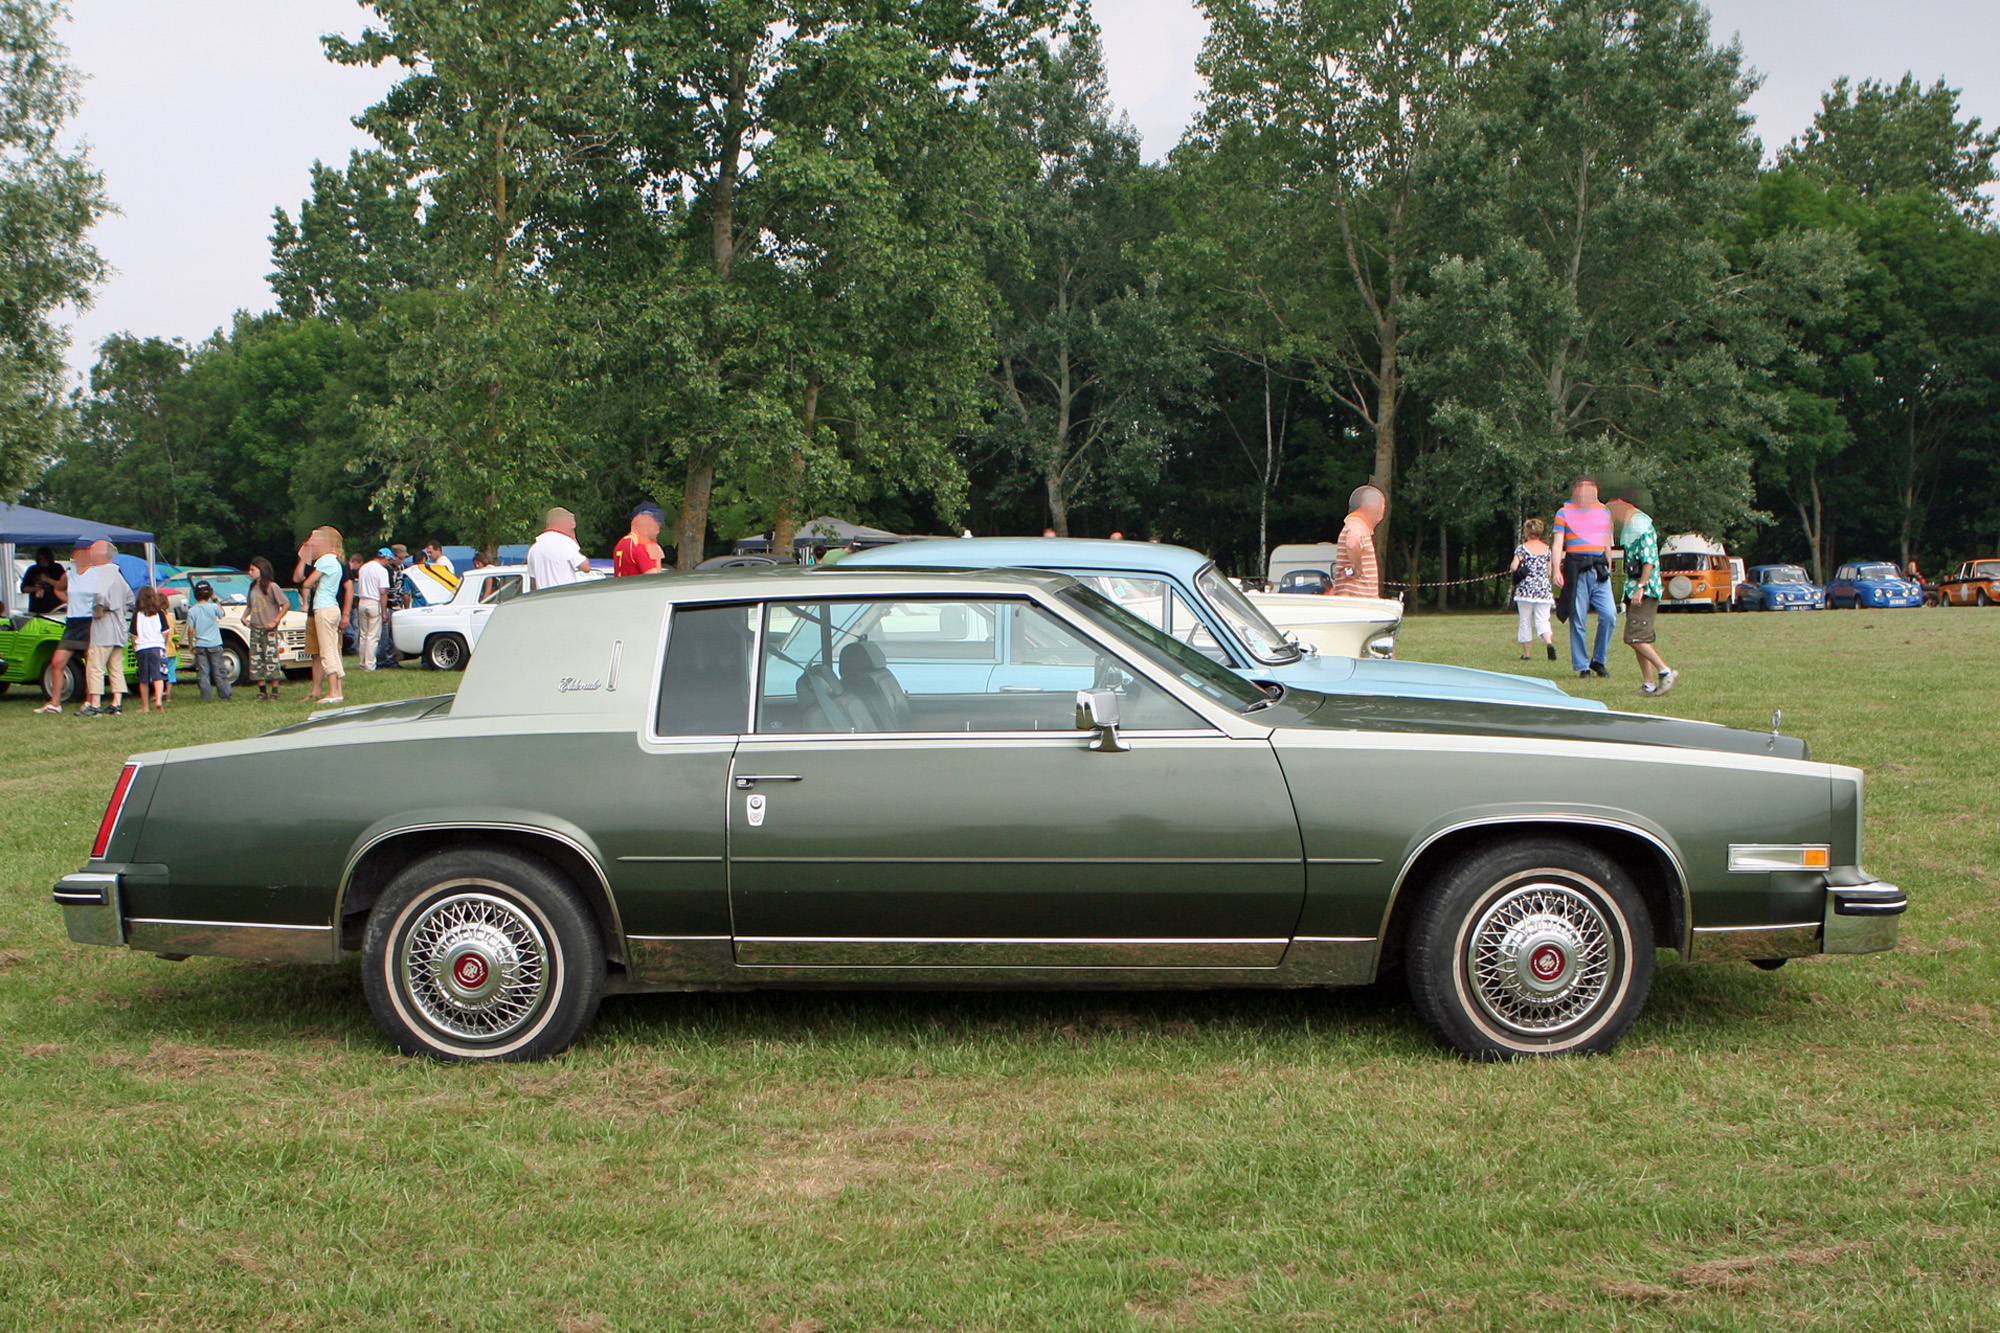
left=2, top=613, right=1996, bottom=1331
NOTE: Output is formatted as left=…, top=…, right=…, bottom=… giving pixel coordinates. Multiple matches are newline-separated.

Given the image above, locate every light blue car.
left=843, top=538, right=1606, bottom=712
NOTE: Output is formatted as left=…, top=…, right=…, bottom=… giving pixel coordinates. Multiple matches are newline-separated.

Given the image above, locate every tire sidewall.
left=1409, top=839, right=1654, bottom=1060
left=361, top=847, right=604, bottom=1062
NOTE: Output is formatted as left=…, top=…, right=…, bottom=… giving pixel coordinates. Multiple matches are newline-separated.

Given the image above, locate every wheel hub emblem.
left=1530, top=944, right=1565, bottom=982
left=453, top=953, right=489, bottom=990
left=1466, top=882, right=1616, bottom=1036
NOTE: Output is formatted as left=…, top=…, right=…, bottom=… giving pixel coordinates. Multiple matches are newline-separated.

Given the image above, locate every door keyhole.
left=746, top=793, right=767, bottom=828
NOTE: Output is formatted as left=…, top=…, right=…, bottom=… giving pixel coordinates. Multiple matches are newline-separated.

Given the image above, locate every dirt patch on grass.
left=1127, top=1271, right=1254, bottom=1327
left=94, top=1042, right=296, bottom=1082
left=1673, top=1243, right=1864, bottom=1293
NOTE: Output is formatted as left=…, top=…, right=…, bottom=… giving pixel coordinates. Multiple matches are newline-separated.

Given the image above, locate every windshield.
left=1856, top=564, right=1900, bottom=581
left=1062, top=586, right=1270, bottom=712
left=1762, top=567, right=1809, bottom=583
left=1195, top=565, right=1299, bottom=663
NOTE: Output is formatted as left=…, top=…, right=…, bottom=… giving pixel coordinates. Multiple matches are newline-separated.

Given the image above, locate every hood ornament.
left=1767, top=709, right=1783, bottom=750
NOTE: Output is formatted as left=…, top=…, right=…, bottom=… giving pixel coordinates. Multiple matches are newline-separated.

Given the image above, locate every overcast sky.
left=58, top=0, right=2000, bottom=381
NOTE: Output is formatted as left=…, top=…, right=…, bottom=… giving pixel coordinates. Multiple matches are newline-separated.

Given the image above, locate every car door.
left=727, top=594, right=1306, bottom=971
left=464, top=573, right=524, bottom=649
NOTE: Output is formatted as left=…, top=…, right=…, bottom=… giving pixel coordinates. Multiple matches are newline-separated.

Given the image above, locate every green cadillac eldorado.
left=55, top=567, right=1905, bottom=1062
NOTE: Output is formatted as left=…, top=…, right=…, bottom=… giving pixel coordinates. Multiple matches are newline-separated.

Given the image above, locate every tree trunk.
left=676, top=56, right=749, bottom=571
left=770, top=383, right=819, bottom=562
left=1045, top=468, right=1070, bottom=539
left=1369, top=314, right=1398, bottom=576
left=676, top=456, right=714, bottom=570
left=1436, top=525, right=1448, bottom=613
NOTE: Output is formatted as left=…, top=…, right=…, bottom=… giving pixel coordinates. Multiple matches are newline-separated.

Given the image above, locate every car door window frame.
left=745, top=593, right=1221, bottom=742
left=642, top=599, right=763, bottom=745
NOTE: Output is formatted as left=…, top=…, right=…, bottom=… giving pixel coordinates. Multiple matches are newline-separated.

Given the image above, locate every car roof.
left=525, top=562, right=1085, bottom=606
left=843, top=537, right=1216, bottom=580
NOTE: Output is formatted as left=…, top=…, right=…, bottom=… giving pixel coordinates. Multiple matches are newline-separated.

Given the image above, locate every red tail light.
left=91, top=763, right=140, bottom=860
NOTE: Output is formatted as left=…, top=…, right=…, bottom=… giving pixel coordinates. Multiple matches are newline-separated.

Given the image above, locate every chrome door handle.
left=997, top=686, right=1046, bottom=693
left=734, top=775, right=803, bottom=788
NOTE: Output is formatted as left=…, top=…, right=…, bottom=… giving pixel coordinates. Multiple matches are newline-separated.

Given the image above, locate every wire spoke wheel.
left=1463, top=881, right=1614, bottom=1036
left=1408, top=838, right=1653, bottom=1059
left=397, top=889, right=552, bottom=1042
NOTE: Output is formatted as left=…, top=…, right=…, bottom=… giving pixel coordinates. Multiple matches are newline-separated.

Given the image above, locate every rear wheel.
left=424, top=633, right=469, bottom=671
left=361, top=846, right=605, bottom=1063
left=1407, top=837, right=1654, bottom=1060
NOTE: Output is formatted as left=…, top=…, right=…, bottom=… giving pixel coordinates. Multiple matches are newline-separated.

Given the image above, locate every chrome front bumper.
left=1822, top=879, right=1907, bottom=955
left=1689, top=873, right=1906, bottom=962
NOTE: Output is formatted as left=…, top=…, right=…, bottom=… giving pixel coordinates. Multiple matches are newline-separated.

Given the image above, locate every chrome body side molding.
left=125, top=918, right=334, bottom=964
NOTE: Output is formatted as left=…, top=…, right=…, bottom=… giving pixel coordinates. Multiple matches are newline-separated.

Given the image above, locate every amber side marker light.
left=91, top=763, right=140, bottom=860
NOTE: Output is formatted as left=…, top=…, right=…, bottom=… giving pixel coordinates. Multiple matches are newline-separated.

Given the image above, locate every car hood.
left=1263, top=690, right=1806, bottom=759
left=1248, top=653, right=1606, bottom=711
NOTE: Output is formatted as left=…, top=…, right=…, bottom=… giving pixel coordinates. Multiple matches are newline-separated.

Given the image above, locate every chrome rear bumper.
left=54, top=872, right=124, bottom=946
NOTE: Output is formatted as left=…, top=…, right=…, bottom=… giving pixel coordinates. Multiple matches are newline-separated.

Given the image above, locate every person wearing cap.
left=33, top=539, right=93, bottom=714
left=614, top=503, right=666, bottom=576
left=1603, top=481, right=1679, bottom=698
left=355, top=548, right=394, bottom=671
left=528, top=507, right=592, bottom=590
left=186, top=578, right=234, bottom=703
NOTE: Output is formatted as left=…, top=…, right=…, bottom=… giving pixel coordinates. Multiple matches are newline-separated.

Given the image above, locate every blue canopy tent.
left=0, top=503, right=158, bottom=616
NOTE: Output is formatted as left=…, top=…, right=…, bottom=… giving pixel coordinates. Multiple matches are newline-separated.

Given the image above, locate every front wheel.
left=361, top=847, right=605, bottom=1062
left=221, top=640, right=249, bottom=686
left=1407, top=837, right=1654, bottom=1060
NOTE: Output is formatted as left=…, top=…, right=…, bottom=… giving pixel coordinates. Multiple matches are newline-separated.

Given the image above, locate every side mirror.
left=1075, top=689, right=1129, bottom=753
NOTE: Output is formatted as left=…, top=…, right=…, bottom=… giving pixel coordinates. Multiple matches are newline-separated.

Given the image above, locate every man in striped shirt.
left=1332, top=485, right=1385, bottom=598
left=1551, top=476, right=1618, bottom=677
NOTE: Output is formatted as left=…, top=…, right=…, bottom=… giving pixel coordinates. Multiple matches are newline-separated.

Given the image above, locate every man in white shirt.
left=356, top=549, right=394, bottom=671
left=527, top=508, right=592, bottom=590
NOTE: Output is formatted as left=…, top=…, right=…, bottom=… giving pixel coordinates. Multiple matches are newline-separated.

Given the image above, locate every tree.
left=981, top=26, right=1197, bottom=537
left=0, top=0, right=108, bottom=492
left=1405, top=0, right=1854, bottom=540
left=269, top=150, right=432, bottom=322
left=1195, top=0, right=1507, bottom=562
left=1782, top=74, right=2000, bottom=221
left=41, top=334, right=236, bottom=562
left=607, top=0, right=1064, bottom=563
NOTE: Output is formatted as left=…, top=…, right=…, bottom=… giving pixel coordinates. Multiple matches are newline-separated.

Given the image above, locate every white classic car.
left=391, top=564, right=606, bottom=670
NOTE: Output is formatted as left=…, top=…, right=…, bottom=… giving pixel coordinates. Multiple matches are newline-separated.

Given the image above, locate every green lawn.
left=3, top=615, right=1996, bottom=1331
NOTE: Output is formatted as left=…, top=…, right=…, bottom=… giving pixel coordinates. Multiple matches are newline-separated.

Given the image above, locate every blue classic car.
left=1735, top=564, right=1826, bottom=612
left=844, top=538, right=1606, bottom=713
left=1826, top=562, right=1923, bottom=610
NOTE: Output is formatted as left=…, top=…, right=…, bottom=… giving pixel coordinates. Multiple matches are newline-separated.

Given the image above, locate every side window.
left=654, top=604, right=755, bottom=737
left=1071, top=575, right=1230, bottom=664
left=479, top=575, right=524, bottom=605
left=755, top=598, right=1202, bottom=735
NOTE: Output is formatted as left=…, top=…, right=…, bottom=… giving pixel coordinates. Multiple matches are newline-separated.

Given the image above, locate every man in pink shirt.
left=1551, top=476, right=1618, bottom=677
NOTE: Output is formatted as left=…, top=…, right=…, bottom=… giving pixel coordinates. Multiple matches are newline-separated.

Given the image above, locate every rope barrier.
left=1382, top=569, right=1513, bottom=591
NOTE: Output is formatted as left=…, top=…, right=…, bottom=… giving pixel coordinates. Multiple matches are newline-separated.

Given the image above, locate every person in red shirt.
left=614, top=502, right=666, bottom=576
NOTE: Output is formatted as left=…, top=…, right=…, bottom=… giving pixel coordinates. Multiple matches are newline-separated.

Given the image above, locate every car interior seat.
left=796, top=663, right=865, bottom=732
left=838, top=639, right=913, bottom=731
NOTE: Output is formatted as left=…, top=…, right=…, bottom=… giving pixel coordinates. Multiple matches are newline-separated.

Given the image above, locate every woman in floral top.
left=1510, top=518, right=1557, bottom=660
